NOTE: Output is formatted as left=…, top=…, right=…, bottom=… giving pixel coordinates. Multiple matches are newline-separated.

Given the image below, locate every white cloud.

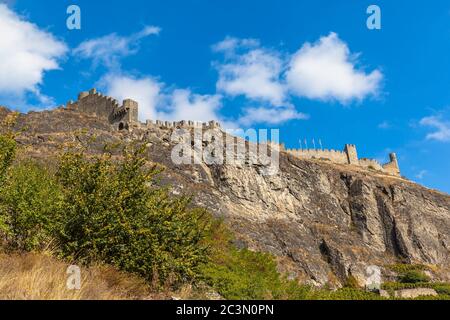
left=73, top=26, right=161, bottom=69
left=238, top=106, right=308, bottom=126
left=212, top=36, right=260, bottom=57
left=99, top=73, right=162, bottom=121
left=420, top=115, right=450, bottom=142
left=212, top=33, right=382, bottom=125
left=286, top=32, right=382, bottom=104
left=99, top=73, right=223, bottom=124
left=214, top=37, right=287, bottom=106
left=378, top=121, right=391, bottom=129
left=415, top=170, right=427, bottom=180
left=0, top=4, right=67, bottom=103
left=161, top=89, right=222, bottom=122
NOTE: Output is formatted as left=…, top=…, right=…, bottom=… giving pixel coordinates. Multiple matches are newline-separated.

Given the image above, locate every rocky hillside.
left=2, top=106, right=450, bottom=286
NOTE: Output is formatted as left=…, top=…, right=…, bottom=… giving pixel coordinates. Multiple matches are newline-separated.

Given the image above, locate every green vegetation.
left=386, top=263, right=427, bottom=274
left=400, top=270, right=431, bottom=284
left=0, top=124, right=211, bottom=286
left=55, top=145, right=211, bottom=285
left=0, top=161, right=63, bottom=251
left=344, top=275, right=360, bottom=289
left=199, top=221, right=312, bottom=300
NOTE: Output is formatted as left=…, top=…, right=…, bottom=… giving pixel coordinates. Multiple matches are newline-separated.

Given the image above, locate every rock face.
left=2, top=107, right=450, bottom=286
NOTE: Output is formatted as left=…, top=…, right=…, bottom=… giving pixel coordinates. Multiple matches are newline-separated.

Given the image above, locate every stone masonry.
left=66, top=88, right=401, bottom=177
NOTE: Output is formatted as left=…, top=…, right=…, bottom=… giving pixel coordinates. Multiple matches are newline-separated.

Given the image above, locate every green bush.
left=314, top=287, right=384, bottom=300
left=55, top=144, right=211, bottom=285
left=400, top=270, right=430, bottom=284
left=386, top=263, right=427, bottom=274
left=383, top=281, right=450, bottom=295
left=0, top=161, right=63, bottom=251
left=344, top=275, right=360, bottom=289
left=199, top=220, right=313, bottom=300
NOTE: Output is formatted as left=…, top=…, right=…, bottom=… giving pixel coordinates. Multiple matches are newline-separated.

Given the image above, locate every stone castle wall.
left=359, top=158, right=384, bottom=171
left=286, top=148, right=348, bottom=164
left=285, top=145, right=401, bottom=177
left=66, top=88, right=400, bottom=177
left=67, top=89, right=222, bottom=131
left=67, top=89, right=120, bottom=120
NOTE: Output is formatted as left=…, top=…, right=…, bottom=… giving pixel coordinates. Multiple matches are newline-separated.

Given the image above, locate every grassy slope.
left=0, top=252, right=159, bottom=300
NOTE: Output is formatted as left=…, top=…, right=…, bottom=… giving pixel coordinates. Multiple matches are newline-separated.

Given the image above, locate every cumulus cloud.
left=212, top=33, right=383, bottom=125
left=99, top=73, right=223, bottom=123
left=73, top=26, right=161, bottom=69
left=161, top=89, right=222, bottom=122
left=212, top=36, right=260, bottom=57
left=0, top=4, right=67, bottom=103
left=213, top=37, right=287, bottom=107
left=286, top=32, right=382, bottom=104
left=415, top=170, right=428, bottom=180
left=420, top=115, right=450, bottom=142
left=238, top=106, right=308, bottom=126
left=99, top=73, right=162, bottom=121
left=378, top=121, right=391, bottom=129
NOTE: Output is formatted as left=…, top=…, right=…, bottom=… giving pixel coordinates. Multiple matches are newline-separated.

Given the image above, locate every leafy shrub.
left=0, top=161, right=63, bottom=251
left=383, top=281, right=450, bottom=294
left=344, top=275, right=360, bottom=289
left=387, top=263, right=427, bottom=274
left=55, top=144, right=211, bottom=286
left=400, top=270, right=430, bottom=284
left=199, top=220, right=313, bottom=300
left=314, top=287, right=384, bottom=300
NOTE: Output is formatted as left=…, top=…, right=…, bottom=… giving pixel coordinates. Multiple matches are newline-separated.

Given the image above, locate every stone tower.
left=382, top=152, right=401, bottom=176
left=345, top=144, right=359, bottom=165
left=123, top=99, right=139, bottom=124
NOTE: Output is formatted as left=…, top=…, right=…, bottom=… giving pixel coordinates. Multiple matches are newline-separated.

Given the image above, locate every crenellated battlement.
left=66, top=88, right=222, bottom=131
left=284, top=144, right=401, bottom=177
left=145, top=119, right=222, bottom=130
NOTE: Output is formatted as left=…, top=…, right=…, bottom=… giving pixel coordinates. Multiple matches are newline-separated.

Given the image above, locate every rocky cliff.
left=2, top=106, right=450, bottom=286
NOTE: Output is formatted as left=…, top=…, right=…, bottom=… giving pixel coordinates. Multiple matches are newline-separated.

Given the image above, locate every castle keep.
left=66, top=89, right=401, bottom=177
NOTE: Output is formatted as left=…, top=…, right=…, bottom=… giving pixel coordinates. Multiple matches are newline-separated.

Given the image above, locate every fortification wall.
left=359, top=158, right=384, bottom=171
left=70, top=89, right=120, bottom=120
left=286, top=149, right=349, bottom=164
left=285, top=145, right=401, bottom=177
left=383, top=161, right=400, bottom=175
left=64, top=89, right=401, bottom=177
left=145, top=119, right=221, bottom=130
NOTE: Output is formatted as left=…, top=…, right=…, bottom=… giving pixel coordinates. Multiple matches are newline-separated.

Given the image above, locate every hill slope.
left=2, top=106, right=450, bottom=286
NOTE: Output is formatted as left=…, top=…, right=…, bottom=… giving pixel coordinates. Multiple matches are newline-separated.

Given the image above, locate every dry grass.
left=0, top=252, right=165, bottom=300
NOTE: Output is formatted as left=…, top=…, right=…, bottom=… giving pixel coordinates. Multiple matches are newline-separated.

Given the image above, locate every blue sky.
left=0, top=0, right=449, bottom=193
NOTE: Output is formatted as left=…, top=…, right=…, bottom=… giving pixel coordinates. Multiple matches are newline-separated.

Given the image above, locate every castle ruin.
left=284, top=144, right=400, bottom=176
left=66, top=88, right=221, bottom=131
left=66, top=89, right=401, bottom=177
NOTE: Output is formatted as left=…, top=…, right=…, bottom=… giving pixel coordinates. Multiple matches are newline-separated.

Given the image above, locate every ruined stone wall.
left=144, top=119, right=222, bottom=130
left=345, top=144, right=359, bottom=165
left=359, top=158, right=384, bottom=171
left=65, top=89, right=401, bottom=177
left=382, top=153, right=400, bottom=176
left=69, top=89, right=120, bottom=120
left=286, top=148, right=349, bottom=164
left=285, top=145, right=401, bottom=177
